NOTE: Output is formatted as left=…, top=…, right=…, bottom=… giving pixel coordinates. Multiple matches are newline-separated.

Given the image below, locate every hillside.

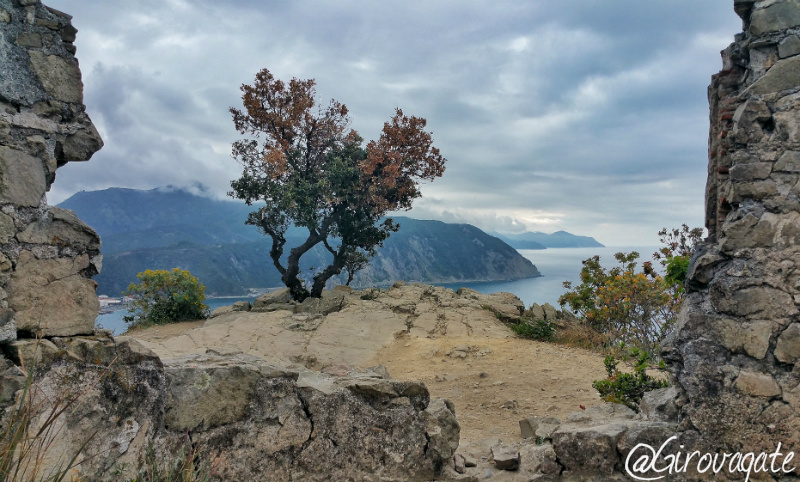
left=494, top=230, right=604, bottom=249
left=59, top=187, right=541, bottom=296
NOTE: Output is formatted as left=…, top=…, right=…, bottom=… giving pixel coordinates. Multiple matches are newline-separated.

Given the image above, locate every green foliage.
left=510, top=317, right=556, bottom=341
left=123, top=269, right=209, bottom=328
left=592, top=348, right=668, bottom=412
left=559, top=251, right=681, bottom=355
left=654, top=224, right=703, bottom=292
left=664, top=255, right=691, bottom=292
left=558, top=225, right=704, bottom=356
left=229, top=68, right=446, bottom=301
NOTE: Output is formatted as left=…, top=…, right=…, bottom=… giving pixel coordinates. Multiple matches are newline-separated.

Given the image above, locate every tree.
left=123, top=268, right=209, bottom=327
left=229, top=69, right=446, bottom=301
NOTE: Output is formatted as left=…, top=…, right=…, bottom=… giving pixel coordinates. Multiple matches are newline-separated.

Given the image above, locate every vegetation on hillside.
left=123, top=269, right=209, bottom=328
left=592, top=350, right=669, bottom=412
left=558, top=251, right=680, bottom=356
left=558, top=225, right=702, bottom=356
left=229, top=68, right=446, bottom=301
left=555, top=225, right=703, bottom=410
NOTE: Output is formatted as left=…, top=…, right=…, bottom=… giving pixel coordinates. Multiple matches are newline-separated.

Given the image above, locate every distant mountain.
left=59, top=187, right=541, bottom=296
left=493, top=231, right=604, bottom=249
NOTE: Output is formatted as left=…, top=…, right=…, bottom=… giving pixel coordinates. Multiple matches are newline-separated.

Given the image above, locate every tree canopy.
left=229, top=69, right=446, bottom=301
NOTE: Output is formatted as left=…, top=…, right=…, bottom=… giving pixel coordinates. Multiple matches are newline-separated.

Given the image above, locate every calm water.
left=96, top=246, right=657, bottom=335
left=439, top=246, right=659, bottom=308
left=96, top=296, right=256, bottom=336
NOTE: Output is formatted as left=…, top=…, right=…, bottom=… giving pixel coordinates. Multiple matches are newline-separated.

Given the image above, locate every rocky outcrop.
left=1, top=336, right=459, bottom=482
left=0, top=0, right=103, bottom=339
left=663, top=0, right=800, bottom=471
left=137, top=283, right=528, bottom=366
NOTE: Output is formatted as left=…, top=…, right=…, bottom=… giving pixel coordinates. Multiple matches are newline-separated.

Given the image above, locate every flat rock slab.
left=134, top=284, right=518, bottom=367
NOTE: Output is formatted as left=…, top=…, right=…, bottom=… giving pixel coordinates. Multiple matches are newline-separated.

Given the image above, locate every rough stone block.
left=12, top=338, right=60, bottom=365
left=728, top=180, right=779, bottom=202
left=16, top=32, right=41, bottom=48
left=6, top=250, right=98, bottom=336
left=552, top=423, right=628, bottom=475
left=252, top=288, right=292, bottom=311
left=775, top=150, right=800, bottom=172
left=734, top=370, right=781, bottom=398
left=164, top=362, right=264, bottom=431
left=640, top=386, right=679, bottom=422
left=734, top=0, right=757, bottom=20
left=710, top=284, right=797, bottom=319
left=542, top=302, right=558, bottom=320
left=0, top=212, right=15, bottom=244
left=0, top=308, right=16, bottom=343
left=716, top=319, right=773, bottom=359
left=779, top=35, right=800, bottom=58
left=750, top=0, right=800, bottom=36
left=16, top=207, right=100, bottom=250
left=520, top=415, right=561, bottom=440
left=0, top=145, right=46, bottom=207
left=425, top=398, right=461, bottom=462
left=27, top=51, right=83, bottom=104
left=749, top=55, right=800, bottom=95
left=729, top=162, right=772, bottom=181
left=56, top=118, right=103, bottom=162
left=491, top=444, right=520, bottom=471
left=775, top=323, right=800, bottom=364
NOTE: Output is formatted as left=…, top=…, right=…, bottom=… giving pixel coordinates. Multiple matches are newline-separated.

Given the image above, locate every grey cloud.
left=46, top=0, right=740, bottom=245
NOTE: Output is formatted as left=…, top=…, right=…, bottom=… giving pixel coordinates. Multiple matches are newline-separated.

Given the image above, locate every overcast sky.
left=45, top=0, right=742, bottom=246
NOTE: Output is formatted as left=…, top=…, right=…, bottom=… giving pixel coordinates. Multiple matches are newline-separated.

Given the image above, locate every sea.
left=96, top=245, right=658, bottom=336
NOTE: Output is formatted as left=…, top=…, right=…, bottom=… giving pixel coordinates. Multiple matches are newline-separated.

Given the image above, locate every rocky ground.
left=128, top=283, right=608, bottom=451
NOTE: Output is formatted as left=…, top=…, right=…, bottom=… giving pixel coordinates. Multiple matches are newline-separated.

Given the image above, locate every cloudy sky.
left=45, top=0, right=742, bottom=246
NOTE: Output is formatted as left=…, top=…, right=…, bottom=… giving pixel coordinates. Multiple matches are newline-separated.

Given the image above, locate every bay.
left=438, top=246, right=660, bottom=308
left=96, top=296, right=257, bottom=336
left=96, top=245, right=658, bottom=335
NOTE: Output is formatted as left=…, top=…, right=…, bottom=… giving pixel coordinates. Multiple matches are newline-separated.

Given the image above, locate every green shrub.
left=559, top=251, right=681, bottom=356
left=123, top=269, right=209, bottom=328
left=592, top=348, right=668, bottom=412
left=510, top=317, right=556, bottom=341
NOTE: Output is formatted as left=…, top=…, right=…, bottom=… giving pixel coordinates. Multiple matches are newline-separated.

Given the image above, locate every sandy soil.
left=130, top=319, right=608, bottom=447
left=366, top=334, right=606, bottom=445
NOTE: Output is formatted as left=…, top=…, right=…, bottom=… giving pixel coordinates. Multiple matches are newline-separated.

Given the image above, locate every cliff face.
left=666, top=0, right=800, bottom=457
left=0, top=0, right=103, bottom=338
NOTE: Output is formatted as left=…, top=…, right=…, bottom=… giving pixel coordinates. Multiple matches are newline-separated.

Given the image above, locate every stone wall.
left=666, top=0, right=800, bottom=462
left=1, top=336, right=459, bottom=481
left=0, top=0, right=103, bottom=340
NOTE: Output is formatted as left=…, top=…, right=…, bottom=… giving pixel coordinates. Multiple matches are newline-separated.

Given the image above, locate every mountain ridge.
left=493, top=230, right=604, bottom=249
left=58, top=187, right=542, bottom=296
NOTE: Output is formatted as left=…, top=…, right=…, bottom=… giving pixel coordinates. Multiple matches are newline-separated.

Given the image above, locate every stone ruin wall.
left=667, top=0, right=800, bottom=459
left=0, top=0, right=103, bottom=343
